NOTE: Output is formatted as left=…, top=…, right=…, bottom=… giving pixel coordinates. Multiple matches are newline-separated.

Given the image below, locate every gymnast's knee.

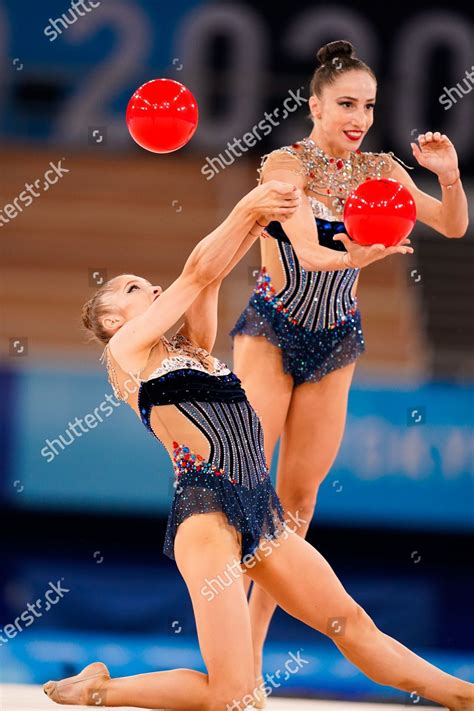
left=281, top=493, right=316, bottom=534
left=207, top=676, right=256, bottom=711
left=328, top=600, right=378, bottom=646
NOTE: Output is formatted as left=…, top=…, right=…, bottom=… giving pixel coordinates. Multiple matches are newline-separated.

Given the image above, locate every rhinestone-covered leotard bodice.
left=137, top=341, right=269, bottom=489
left=102, top=332, right=286, bottom=560
left=259, top=207, right=358, bottom=331
left=255, top=138, right=393, bottom=332
left=229, top=139, right=392, bottom=384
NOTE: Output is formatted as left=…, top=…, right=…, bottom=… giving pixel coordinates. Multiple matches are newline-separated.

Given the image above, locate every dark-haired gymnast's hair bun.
left=316, top=40, right=355, bottom=66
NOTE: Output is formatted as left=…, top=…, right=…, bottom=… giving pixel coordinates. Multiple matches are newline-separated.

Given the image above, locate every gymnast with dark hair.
left=230, top=39, right=468, bottom=706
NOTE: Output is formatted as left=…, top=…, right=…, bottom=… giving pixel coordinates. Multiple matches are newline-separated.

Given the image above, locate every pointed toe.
left=43, top=681, right=58, bottom=701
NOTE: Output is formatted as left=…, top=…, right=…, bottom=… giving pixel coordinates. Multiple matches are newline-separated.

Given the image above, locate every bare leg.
left=249, top=364, right=355, bottom=679
left=247, top=529, right=473, bottom=710
left=44, top=512, right=256, bottom=711
left=232, top=333, right=293, bottom=600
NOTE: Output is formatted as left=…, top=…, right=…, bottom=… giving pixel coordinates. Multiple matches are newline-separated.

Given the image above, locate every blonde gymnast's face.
left=309, top=69, right=377, bottom=157
left=101, top=274, right=162, bottom=335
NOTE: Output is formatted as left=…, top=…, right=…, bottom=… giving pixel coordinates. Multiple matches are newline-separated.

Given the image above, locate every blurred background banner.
left=1, top=0, right=473, bottom=161
left=1, top=0, right=473, bottom=702
left=1, top=368, right=473, bottom=530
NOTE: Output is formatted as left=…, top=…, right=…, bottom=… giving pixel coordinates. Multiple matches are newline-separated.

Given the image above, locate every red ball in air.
left=126, top=78, right=198, bottom=154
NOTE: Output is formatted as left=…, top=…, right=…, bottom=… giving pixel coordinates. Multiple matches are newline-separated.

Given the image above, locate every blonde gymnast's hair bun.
left=80, top=277, right=120, bottom=346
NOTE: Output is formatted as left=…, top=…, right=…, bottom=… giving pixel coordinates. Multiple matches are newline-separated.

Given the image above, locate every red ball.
left=343, top=178, right=416, bottom=247
left=126, top=78, right=198, bottom=154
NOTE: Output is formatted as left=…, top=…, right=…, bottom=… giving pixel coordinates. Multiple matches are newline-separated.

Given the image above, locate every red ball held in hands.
left=343, top=178, right=417, bottom=247
left=126, top=79, right=199, bottom=153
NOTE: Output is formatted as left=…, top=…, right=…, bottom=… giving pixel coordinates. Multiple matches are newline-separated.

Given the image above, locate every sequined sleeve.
left=257, top=148, right=308, bottom=186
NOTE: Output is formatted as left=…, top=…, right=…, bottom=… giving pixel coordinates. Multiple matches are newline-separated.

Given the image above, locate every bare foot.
left=43, top=662, right=110, bottom=706
left=449, top=690, right=474, bottom=711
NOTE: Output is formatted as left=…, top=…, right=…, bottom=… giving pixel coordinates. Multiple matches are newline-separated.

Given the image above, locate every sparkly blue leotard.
left=230, top=205, right=364, bottom=386
left=230, top=138, right=392, bottom=386
left=103, top=334, right=286, bottom=562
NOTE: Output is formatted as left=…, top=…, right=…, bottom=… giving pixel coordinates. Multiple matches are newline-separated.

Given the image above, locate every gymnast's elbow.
left=183, top=252, right=215, bottom=287
left=298, top=256, right=314, bottom=271
left=293, top=244, right=314, bottom=271
left=298, top=249, right=330, bottom=273
left=443, top=222, right=468, bottom=238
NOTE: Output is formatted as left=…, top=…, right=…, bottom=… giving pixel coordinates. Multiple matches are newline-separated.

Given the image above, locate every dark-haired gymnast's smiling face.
left=309, top=69, right=377, bottom=159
